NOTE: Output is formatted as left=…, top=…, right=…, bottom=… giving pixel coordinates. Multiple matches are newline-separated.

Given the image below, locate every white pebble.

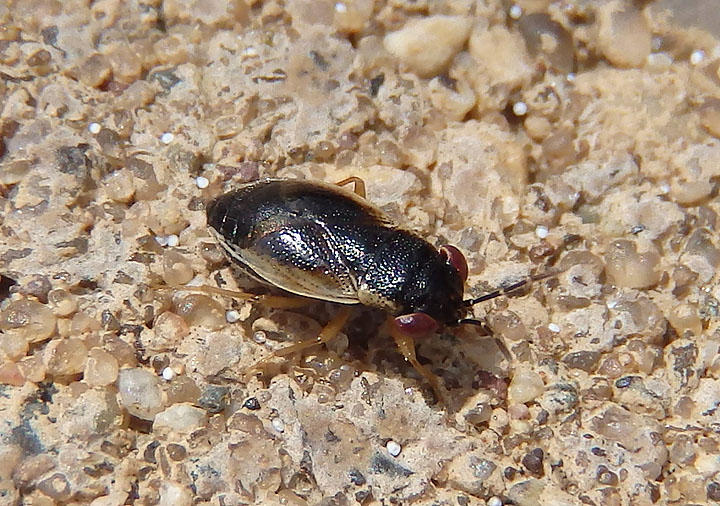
left=488, top=497, right=503, bottom=506
left=153, top=404, right=207, bottom=432
left=242, top=46, right=258, bottom=57
left=659, top=183, right=670, bottom=194
left=508, top=367, right=545, bottom=404
left=535, top=225, right=549, bottom=239
left=548, top=323, right=560, bottom=333
left=253, top=331, right=267, bottom=344
left=334, top=1, right=347, bottom=13
left=647, top=53, right=673, bottom=70
left=690, top=49, right=705, bottom=65
left=386, top=440, right=402, bottom=457
left=117, top=368, right=164, bottom=420
left=162, top=367, right=175, bottom=381
left=88, top=122, right=101, bottom=134
left=161, top=132, right=174, bottom=144
left=166, top=234, right=179, bottom=247
left=155, top=235, right=169, bottom=247
left=225, top=310, right=240, bottom=323
left=195, top=176, right=209, bottom=189
left=508, top=5, right=522, bottom=20
left=271, top=417, right=285, bottom=433
left=512, top=101, right=528, bottom=116
left=566, top=72, right=576, bottom=82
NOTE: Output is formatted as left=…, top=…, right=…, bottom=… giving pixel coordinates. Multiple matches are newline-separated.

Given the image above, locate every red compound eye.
left=393, top=313, right=439, bottom=338
left=439, top=245, right=468, bottom=282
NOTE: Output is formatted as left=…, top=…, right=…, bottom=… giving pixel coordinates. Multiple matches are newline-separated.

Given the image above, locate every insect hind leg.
left=245, top=306, right=352, bottom=379
left=170, top=284, right=310, bottom=309
left=334, top=176, right=366, bottom=198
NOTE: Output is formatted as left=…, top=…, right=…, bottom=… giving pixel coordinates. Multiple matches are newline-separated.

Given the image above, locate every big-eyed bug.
left=205, top=177, right=548, bottom=398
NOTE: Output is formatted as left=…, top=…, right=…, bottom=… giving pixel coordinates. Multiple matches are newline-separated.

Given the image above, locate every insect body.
left=205, top=178, right=527, bottom=397
left=207, top=178, right=468, bottom=325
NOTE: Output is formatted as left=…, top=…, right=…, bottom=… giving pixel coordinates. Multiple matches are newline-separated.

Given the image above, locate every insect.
left=204, top=177, right=542, bottom=398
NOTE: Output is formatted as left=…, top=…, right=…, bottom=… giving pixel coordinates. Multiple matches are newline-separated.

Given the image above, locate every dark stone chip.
left=199, top=385, right=230, bottom=413
left=369, top=74, right=384, bottom=96
left=522, top=448, right=545, bottom=477
left=242, top=397, right=260, bottom=410
left=348, top=468, right=366, bottom=486
left=56, top=144, right=91, bottom=178
left=369, top=453, right=412, bottom=477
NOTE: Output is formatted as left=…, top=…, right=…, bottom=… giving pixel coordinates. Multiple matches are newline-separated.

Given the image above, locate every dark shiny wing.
left=213, top=217, right=360, bottom=304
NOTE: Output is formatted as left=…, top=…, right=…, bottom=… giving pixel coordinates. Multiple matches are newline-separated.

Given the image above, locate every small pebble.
left=88, top=122, right=101, bottom=134
left=225, top=310, right=240, bottom=323
left=334, top=2, right=347, bottom=13
left=271, top=417, right=285, bottom=433
left=198, top=385, right=230, bottom=413
left=161, top=132, right=174, bottom=144
left=195, top=176, right=209, bottom=189
left=166, top=234, right=179, bottom=247
left=117, top=368, right=165, bottom=420
left=596, top=3, right=651, bottom=68
left=0, top=362, right=25, bottom=386
left=508, top=5, right=522, bottom=19
left=383, top=15, right=473, bottom=77
left=488, top=497, right=503, bottom=506
left=155, top=235, right=169, bottom=247
left=386, top=440, right=402, bottom=457
left=153, top=404, right=207, bottom=433
left=45, top=338, right=88, bottom=376
left=548, top=323, right=560, bottom=333
left=162, top=367, right=175, bottom=381
left=163, top=249, right=194, bottom=285
left=508, top=367, right=545, bottom=404
left=175, top=294, right=226, bottom=330
left=84, top=348, right=119, bottom=387
left=512, top=101, right=528, bottom=116
left=566, top=72, right=576, bottom=82
left=535, top=225, right=549, bottom=239
left=253, top=331, right=267, bottom=344
left=690, top=49, right=705, bottom=65
left=522, top=448, right=545, bottom=476
left=604, top=239, right=661, bottom=289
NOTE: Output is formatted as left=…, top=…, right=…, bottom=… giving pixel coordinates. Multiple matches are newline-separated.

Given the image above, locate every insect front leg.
left=245, top=306, right=353, bottom=379
left=334, top=176, right=366, bottom=198
left=387, top=316, right=445, bottom=404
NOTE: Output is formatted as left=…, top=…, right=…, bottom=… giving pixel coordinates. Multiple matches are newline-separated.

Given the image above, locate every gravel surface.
left=1, top=1, right=720, bottom=504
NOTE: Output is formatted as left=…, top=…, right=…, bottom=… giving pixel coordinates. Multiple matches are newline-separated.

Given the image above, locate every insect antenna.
left=462, top=269, right=562, bottom=307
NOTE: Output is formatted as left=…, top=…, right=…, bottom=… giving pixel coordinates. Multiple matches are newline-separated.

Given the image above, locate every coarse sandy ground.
left=2, top=0, right=720, bottom=504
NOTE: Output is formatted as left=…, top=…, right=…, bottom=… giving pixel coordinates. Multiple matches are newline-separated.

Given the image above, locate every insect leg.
left=171, top=284, right=310, bottom=309
left=387, top=316, right=444, bottom=402
left=334, top=176, right=366, bottom=198
left=246, top=306, right=353, bottom=376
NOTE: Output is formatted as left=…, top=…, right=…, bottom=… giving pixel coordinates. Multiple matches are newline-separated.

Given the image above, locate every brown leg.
left=171, top=284, right=310, bottom=309
left=387, top=316, right=444, bottom=402
left=335, top=176, right=366, bottom=198
left=247, top=306, right=352, bottom=376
